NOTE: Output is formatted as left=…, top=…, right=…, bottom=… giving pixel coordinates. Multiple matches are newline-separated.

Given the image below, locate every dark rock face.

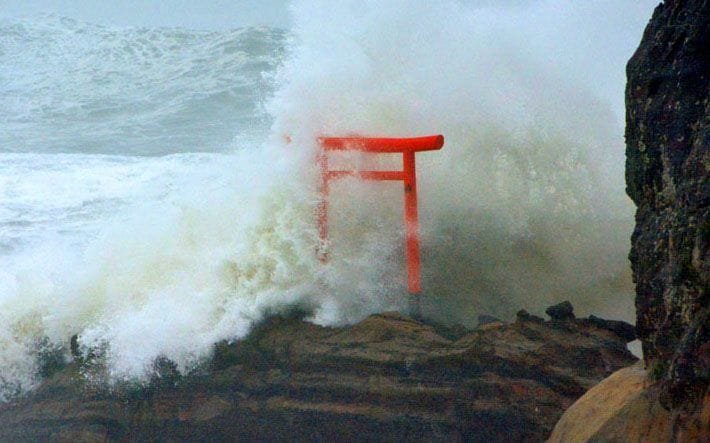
left=545, top=301, right=575, bottom=321
left=625, top=0, right=709, bottom=408
left=587, top=315, right=636, bottom=343
left=0, top=312, right=636, bottom=442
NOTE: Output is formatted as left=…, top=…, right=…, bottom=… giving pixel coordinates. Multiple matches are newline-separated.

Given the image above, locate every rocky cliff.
left=548, top=2, right=710, bottom=440
left=0, top=308, right=635, bottom=441
left=625, top=0, right=709, bottom=408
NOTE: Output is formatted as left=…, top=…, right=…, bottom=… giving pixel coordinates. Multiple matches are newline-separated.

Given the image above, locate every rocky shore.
left=0, top=303, right=635, bottom=441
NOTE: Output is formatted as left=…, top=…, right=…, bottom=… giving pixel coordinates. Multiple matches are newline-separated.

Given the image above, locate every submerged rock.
left=0, top=311, right=636, bottom=441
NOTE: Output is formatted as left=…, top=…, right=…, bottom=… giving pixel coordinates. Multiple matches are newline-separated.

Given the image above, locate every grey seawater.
left=0, top=15, right=287, bottom=254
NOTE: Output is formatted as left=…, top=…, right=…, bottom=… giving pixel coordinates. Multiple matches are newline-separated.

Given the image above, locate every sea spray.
left=0, top=144, right=403, bottom=399
left=269, top=0, right=638, bottom=323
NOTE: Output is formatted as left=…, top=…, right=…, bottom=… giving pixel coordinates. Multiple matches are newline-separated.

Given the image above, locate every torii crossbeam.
left=316, top=134, right=444, bottom=294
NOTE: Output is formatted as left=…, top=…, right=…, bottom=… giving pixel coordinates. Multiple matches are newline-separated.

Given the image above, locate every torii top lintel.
left=318, top=135, right=444, bottom=153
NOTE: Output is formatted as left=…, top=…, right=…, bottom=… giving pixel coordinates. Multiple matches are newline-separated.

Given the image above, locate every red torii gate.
left=316, top=134, right=444, bottom=294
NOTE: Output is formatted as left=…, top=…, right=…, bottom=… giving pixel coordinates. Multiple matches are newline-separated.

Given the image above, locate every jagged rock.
left=587, top=315, right=636, bottom=343
left=516, top=309, right=545, bottom=323
left=0, top=312, right=636, bottom=441
left=625, top=0, right=709, bottom=408
left=545, top=301, right=575, bottom=321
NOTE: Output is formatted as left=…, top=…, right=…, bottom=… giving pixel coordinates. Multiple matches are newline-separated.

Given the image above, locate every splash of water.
left=270, top=0, right=638, bottom=322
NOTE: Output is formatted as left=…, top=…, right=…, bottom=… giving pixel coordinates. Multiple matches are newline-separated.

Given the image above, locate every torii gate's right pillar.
left=403, top=149, right=421, bottom=293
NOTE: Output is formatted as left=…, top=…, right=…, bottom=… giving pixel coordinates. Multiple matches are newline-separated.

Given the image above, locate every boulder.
left=545, top=301, right=575, bottom=321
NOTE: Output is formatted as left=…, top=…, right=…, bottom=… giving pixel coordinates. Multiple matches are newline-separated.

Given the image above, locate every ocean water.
left=1, top=1, right=653, bottom=400
left=1, top=16, right=285, bottom=253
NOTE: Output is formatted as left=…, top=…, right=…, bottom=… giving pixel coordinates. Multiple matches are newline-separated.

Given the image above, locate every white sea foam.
left=0, top=1, right=656, bottom=400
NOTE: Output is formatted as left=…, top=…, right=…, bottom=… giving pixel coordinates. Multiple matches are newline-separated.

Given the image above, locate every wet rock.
left=625, top=0, right=709, bottom=408
left=587, top=315, right=636, bottom=343
left=0, top=311, right=636, bottom=442
left=551, top=3, right=710, bottom=439
left=516, top=309, right=545, bottom=323
left=545, top=301, right=575, bottom=321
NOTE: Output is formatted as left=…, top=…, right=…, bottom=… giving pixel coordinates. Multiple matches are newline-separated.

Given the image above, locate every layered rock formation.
left=0, top=309, right=635, bottom=441
left=625, top=0, right=709, bottom=408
